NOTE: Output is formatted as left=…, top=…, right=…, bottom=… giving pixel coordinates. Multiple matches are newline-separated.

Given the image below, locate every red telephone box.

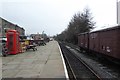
left=6, top=30, right=20, bottom=54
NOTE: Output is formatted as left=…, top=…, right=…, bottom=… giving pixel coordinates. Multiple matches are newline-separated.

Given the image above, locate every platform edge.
left=57, top=42, right=69, bottom=79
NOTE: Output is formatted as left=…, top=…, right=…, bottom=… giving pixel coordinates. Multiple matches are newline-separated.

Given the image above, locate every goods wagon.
left=78, top=26, right=120, bottom=61
left=84, top=33, right=89, bottom=49
left=78, top=32, right=89, bottom=50
left=98, top=26, right=120, bottom=60
left=89, top=31, right=100, bottom=53
left=78, top=33, right=85, bottom=50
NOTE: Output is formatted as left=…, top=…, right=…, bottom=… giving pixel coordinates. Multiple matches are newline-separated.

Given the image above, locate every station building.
left=30, top=33, right=42, bottom=40
left=0, top=17, right=25, bottom=37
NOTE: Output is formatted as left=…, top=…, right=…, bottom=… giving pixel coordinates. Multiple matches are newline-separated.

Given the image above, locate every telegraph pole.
left=117, top=0, right=118, bottom=24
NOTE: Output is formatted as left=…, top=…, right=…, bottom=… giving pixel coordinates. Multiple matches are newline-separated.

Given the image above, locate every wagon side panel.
left=99, top=28, right=119, bottom=59
left=89, top=32, right=100, bottom=52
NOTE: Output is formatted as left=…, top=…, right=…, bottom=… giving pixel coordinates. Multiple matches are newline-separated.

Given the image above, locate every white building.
left=117, top=1, right=120, bottom=25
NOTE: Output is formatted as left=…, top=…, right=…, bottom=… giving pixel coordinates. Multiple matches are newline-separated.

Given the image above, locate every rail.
left=59, top=42, right=102, bottom=80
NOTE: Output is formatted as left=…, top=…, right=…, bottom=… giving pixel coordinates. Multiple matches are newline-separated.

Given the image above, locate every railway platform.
left=2, top=41, right=68, bottom=79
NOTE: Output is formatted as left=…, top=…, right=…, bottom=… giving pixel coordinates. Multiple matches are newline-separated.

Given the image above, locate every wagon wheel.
left=33, top=48, right=35, bottom=51
left=2, top=48, right=8, bottom=57
left=2, top=54, right=7, bottom=57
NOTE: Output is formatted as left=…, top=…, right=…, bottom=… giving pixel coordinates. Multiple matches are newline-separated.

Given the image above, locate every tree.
left=55, top=8, right=95, bottom=44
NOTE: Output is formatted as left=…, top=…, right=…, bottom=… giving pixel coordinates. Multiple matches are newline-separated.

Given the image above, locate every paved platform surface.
left=2, top=41, right=66, bottom=78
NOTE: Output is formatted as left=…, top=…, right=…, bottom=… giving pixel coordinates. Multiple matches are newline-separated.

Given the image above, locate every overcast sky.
left=1, top=0, right=119, bottom=36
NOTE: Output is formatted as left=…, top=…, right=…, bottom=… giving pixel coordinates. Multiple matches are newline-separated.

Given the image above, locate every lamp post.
left=42, top=31, right=44, bottom=39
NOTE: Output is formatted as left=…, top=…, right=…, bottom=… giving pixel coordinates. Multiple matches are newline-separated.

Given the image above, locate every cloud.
left=1, top=0, right=117, bottom=35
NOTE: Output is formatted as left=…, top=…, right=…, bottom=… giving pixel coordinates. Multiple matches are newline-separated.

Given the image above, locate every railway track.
left=59, top=42, right=101, bottom=80
left=65, top=42, right=120, bottom=79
